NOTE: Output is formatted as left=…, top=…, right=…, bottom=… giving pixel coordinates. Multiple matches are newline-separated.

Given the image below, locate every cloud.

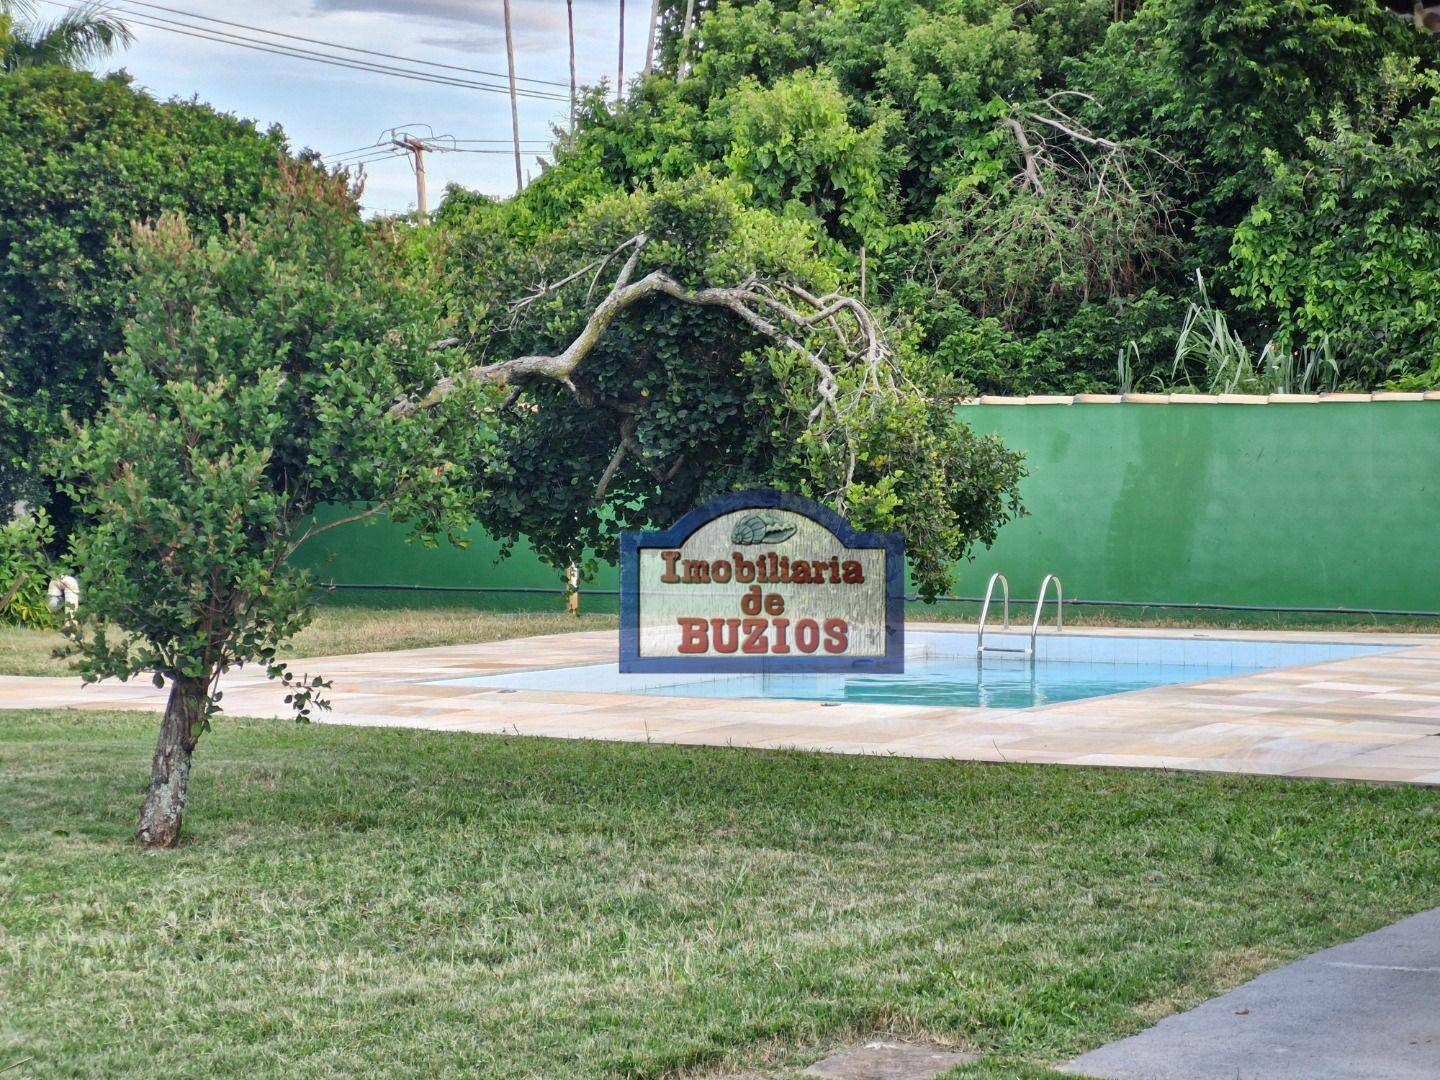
left=314, top=0, right=572, bottom=53
left=313, top=0, right=615, bottom=15
left=313, top=0, right=497, bottom=20
left=318, top=0, right=564, bottom=38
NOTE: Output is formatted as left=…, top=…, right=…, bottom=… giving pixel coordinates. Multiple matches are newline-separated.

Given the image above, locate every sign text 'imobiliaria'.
left=619, top=490, right=904, bottom=673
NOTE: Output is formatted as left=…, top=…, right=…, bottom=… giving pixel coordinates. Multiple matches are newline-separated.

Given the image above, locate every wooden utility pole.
left=643, top=0, right=659, bottom=75
left=503, top=0, right=523, bottom=191
left=616, top=0, right=625, bottom=104
left=567, top=0, right=577, bottom=129
left=391, top=134, right=429, bottom=217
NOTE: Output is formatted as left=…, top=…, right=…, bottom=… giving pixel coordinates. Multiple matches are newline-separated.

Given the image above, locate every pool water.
left=437, top=632, right=1398, bottom=710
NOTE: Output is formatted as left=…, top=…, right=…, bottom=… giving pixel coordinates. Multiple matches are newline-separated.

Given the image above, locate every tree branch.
left=284, top=502, right=389, bottom=560
left=594, top=416, right=634, bottom=503
left=389, top=234, right=893, bottom=508
left=388, top=235, right=887, bottom=420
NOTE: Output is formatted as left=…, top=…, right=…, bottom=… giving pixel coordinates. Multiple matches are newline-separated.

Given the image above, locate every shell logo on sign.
left=619, top=489, right=904, bottom=673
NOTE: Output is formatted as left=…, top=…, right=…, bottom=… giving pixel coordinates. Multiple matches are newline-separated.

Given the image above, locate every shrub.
left=0, top=508, right=54, bottom=629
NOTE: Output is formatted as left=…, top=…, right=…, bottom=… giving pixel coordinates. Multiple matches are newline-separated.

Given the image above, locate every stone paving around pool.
left=4, top=624, right=1440, bottom=785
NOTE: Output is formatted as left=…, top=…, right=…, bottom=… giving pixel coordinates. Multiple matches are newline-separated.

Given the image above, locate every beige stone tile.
left=7, top=629, right=1440, bottom=787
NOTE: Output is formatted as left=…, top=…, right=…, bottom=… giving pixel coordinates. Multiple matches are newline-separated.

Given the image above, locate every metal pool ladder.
left=977, top=573, right=1064, bottom=662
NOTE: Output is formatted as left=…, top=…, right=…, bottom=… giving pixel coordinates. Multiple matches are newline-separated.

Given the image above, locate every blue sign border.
left=619, top=488, right=905, bottom=674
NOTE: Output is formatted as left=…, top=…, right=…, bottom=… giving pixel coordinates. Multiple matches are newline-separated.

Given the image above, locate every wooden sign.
left=619, top=489, right=904, bottom=673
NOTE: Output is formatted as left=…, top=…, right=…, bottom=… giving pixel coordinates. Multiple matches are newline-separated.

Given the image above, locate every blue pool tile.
left=434, top=635, right=1403, bottom=711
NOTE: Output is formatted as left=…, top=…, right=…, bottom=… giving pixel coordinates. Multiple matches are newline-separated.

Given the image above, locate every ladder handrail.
left=1029, top=574, right=1063, bottom=651
left=976, top=572, right=1010, bottom=654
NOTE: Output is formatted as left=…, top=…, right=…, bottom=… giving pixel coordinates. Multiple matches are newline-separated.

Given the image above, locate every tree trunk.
left=136, top=674, right=209, bottom=848
left=679, top=0, right=697, bottom=79
left=643, top=0, right=659, bottom=75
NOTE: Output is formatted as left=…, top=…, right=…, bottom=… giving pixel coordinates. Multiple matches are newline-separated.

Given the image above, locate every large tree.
left=60, top=169, right=1023, bottom=847
left=427, top=176, right=1024, bottom=598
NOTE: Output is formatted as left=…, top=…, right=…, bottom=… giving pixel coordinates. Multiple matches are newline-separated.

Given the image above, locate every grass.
left=3, top=710, right=1439, bottom=1078
left=0, top=602, right=619, bottom=677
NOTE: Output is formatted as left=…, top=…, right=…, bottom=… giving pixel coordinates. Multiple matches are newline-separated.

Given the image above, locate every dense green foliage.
left=0, top=64, right=289, bottom=515
left=1228, top=72, right=1440, bottom=387
left=483, top=0, right=1440, bottom=394
left=0, top=506, right=52, bottom=628
left=56, top=168, right=473, bottom=713
left=413, top=0, right=1440, bottom=585
left=435, top=177, right=1024, bottom=597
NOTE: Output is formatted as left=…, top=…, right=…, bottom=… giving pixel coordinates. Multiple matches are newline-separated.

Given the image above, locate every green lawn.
left=3, top=710, right=1438, bottom=1078
left=0, top=604, right=619, bottom=677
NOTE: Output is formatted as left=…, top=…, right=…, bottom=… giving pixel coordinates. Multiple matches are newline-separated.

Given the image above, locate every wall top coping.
left=961, top=391, right=1440, bottom=405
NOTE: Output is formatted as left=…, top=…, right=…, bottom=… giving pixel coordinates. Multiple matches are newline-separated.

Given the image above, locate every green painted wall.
left=291, top=511, right=617, bottom=598
left=954, top=402, right=1439, bottom=611
left=294, top=403, right=1440, bottom=612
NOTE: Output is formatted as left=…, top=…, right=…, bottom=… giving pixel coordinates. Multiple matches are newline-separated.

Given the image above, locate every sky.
left=52, top=0, right=655, bottom=214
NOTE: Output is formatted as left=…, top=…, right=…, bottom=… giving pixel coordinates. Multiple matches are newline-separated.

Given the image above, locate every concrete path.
left=5, top=625, right=1440, bottom=785
left=1063, top=907, right=1440, bottom=1079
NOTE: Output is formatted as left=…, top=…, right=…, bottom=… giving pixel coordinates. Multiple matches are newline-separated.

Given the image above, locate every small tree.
left=57, top=167, right=473, bottom=847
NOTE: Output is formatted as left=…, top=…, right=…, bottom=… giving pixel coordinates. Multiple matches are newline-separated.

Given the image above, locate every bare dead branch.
left=510, top=233, right=649, bottom=319
left=1000, top=115, right=1046, bottom=195
left=391, top=233, right=893, bottom=507
left=390, top=236, right=885, bottom=420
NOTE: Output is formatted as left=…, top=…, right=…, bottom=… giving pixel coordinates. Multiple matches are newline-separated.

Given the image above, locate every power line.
left=333, top=149, right=537, bottom=161
left=325, top=125, right=554, bottom=165
left=333, top=151, right=409, bottom=167
left=328, top=146, right=551, bottom=163
left=40, top=1, right=547, bottom=98
left=448, top=147, right=553, bottom=156
left=326, top=144, right=412, bottom=163
left=38, top=0, right=569, bottom=101
left=108, top=4, right=567, bottom=100
left=326, top=144, right=403, bottom=163
left=115, top=0, right=572, bottom=89
left=329, top=140, right=406, bottom=159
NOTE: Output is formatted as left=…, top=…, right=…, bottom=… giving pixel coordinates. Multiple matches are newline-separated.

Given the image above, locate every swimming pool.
left=435, top=631, right=1400, bottom=710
